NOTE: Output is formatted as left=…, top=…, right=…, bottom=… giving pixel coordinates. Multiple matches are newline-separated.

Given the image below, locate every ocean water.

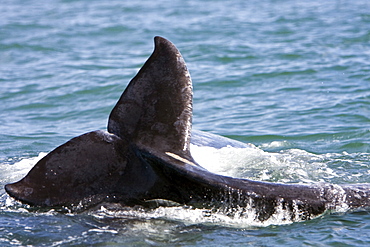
left=1, top=0, right=370, bottom=246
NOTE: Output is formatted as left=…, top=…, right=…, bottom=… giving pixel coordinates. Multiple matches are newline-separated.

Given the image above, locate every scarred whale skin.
left=5, top=36, right=370, bottom=222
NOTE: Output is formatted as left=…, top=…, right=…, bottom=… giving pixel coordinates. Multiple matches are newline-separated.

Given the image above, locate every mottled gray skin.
left=5, top=37, right=370, bottom=222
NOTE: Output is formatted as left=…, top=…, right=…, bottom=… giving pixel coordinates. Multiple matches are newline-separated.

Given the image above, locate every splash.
left=89, top=203, right=306, bottom=228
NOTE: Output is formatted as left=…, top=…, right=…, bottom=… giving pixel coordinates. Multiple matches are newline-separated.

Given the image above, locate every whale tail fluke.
left=108, top=36, right=193, bottom=160
left=5, top=37, right=197, bottom=208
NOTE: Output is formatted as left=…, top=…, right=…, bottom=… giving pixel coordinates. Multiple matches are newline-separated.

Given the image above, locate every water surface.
left=1, top=0, right=370, bottom=246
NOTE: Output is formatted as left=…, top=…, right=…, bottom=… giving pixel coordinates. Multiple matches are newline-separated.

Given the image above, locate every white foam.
left=1, top=152, right=47, bottom=185
left=190, top=144, right=337, bottom=184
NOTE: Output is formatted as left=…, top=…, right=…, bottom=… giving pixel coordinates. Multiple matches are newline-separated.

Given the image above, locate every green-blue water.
left=1, top=0, right=370, bottom=245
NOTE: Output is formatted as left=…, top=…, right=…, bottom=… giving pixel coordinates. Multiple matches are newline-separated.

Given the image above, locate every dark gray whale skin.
left=5, top=37, right=370, bottom=222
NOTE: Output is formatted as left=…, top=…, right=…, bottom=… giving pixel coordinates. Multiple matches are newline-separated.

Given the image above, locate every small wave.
left=259, top=140, right=292, bottom=149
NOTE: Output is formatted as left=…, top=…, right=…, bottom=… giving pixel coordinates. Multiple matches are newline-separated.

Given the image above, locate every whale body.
left=5, top=36, right=370, bottom=223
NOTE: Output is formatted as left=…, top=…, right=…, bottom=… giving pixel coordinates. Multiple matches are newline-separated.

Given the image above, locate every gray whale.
left=5, top=37, right=370, bottom=222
